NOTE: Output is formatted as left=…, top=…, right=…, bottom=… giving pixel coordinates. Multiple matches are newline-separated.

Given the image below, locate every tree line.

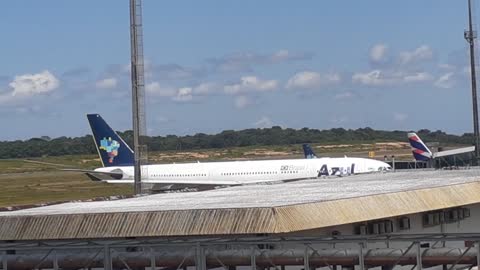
left=0, top=127, right=474, bottom=159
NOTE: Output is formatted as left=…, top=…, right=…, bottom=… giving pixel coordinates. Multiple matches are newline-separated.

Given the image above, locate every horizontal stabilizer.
left=61, top=169, right=123, bottom=180
left=433, top=146, right=476, bottom=158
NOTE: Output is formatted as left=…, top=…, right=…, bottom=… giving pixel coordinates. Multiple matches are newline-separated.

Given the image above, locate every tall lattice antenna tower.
left=130, top=0, right=148, bottom=194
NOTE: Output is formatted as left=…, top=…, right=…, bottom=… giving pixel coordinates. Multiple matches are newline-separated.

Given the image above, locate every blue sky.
left=0, top=1, right=477, bottom=140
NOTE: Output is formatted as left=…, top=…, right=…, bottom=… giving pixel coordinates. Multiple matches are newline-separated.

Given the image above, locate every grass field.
left=0, top=171, right=132, bottom=207
left=0, top=142, right=416, bottom=208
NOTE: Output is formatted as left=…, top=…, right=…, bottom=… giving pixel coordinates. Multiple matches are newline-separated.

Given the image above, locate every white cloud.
left=145, top=81, right=224, bottom=102
left=370, top=44, right=388, bottom=63
left=463, top=65, right=473, bottom=75
left=352, top=70, right=391, bottom=86
left=234, top=96, right=251, bottom=109
left=224, top=76, right=277, bottom=95
left=434, top=72, right=455, bottom=89
left=393, top=112, right=408, bottom=122
left=403, top=72, right=433, bottom=83
left=438, top=63, right=456, bottom=70
left=145, top=82, right=176, bottom=97
left=193, top=82, right=219, bottom=95
left=399, top=45, right=433, bottom=65
left=95, top=77, right=117, bottom=89
left=271, top=49, right=291, bottom=62
left=286, top=71, right=340, bottom=90
left=270, top=49, right=312, bottom=63
left=145, top=81, right=161, bottom=92
left=9, top=70, right=59, bottom=97
left=254, top=116, right=274, bottom=128
left=173, top=87, right=193, bottom=102
left=209, top=50, right=313, bottom=72
left=353, top=70, right=432, bottom=86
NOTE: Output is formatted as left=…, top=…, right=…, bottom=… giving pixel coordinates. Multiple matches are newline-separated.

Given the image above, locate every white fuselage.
left=94, top=157, right=390, bottom=186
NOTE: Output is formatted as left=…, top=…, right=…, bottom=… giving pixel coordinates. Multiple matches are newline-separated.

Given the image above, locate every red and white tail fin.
left=407, top=133, right=433, bottom=161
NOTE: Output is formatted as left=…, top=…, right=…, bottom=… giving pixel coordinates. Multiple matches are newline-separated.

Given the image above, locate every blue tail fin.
left=408, top=132, right=433, bottom=161
left=302, top=144, right=318, bottom=159
left=87, top=114, right=134, bottom=167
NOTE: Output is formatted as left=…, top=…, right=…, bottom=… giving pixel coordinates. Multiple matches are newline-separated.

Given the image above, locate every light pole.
left=465, top=0, right=480, bottom=163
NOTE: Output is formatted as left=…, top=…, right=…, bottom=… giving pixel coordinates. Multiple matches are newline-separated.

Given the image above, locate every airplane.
left=302, top=144, right=318, bottom=159
left=68, top=114, right=391, bottom=190
left=408, top=132, right=475, bottom=162
left=407, top=133, right=433, bottom=161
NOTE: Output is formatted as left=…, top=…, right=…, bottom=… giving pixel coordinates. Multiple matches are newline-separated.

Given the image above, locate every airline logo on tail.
left=99, top=137, right=120, bottom=164
left=408, top=133, right=432, bottom=161
left=87, top=114, right=134, bottom=167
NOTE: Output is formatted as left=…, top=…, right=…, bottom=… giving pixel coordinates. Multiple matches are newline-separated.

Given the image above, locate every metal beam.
left=83, top=248, right=103, bottom=270
left=53, top=250, right=58, bottom=270
left=447, top=246, right=472, bottom=270
left=477, top=241, right=480, bottom=268
left=112, top=248, right=133, bottom=270
left=0, top=247, right=479, bottom=270
left=390, top=242, right=416, bottom=269
left=304, top=247, right=310, bottom=270
left=465, top=0, right=480, bottom=160
left=2, top=252, right=7, bottom=270
left=129, top=0, right=146, bottom=194
left=251, top=247, right=256, bottom=270
left=6, top=233, right=480, bottom=251
left=416, top=242, right=422, bottom=270
left=150, top=247, right=156, bottom=270
left=196, top=244, right=206, bottom=270
left=358, top=243, right=365, bottom=270
left=104, top=245, right=112, bottom=270
left=32, top=249, right=52, bottom=270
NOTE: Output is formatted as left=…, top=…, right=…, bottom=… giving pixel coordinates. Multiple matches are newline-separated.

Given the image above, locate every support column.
left=196, top=244, right=206, bottom=270
left=477, top=241, right=480, bottom=268
left=416, top=242, right=422, bottom=270
left=2, top=252, right=7, bottom=270
left=251, top=247, right=256, bottom=270
left=358, top=243, right=365, bottom=270
left=53, top=250, right=58, bottom=270
left=150, top=247, right=156, bottom=270
left=304, top=247, right=310, bottom=270
left=104, top=245, right=112, bottom=270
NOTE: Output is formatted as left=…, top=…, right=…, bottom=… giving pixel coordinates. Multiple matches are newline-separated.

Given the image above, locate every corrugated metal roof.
left=1, top=169, right=480, bottom=240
